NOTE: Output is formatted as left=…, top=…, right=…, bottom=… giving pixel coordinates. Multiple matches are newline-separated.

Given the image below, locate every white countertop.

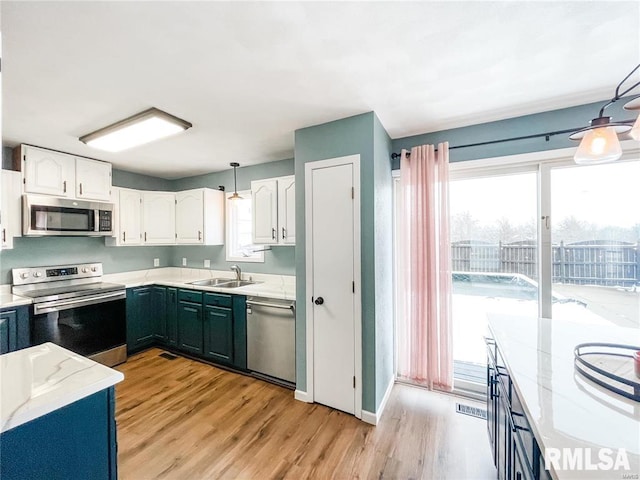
left=0, top=342, right=124, bottom=434
left=103, top=267, right=296, bottom=300
left=0, top=285, right=33, bottom=309
left=488, top=315, right=640, bottom=479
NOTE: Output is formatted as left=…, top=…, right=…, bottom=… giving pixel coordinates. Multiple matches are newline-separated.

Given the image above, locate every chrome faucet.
left=230, top=264, right=241, bottom=281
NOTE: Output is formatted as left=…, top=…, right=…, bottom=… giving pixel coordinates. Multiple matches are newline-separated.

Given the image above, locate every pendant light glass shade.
left=624, top=96, right=640, bottom=141
left=630, top=115, right=640, bottom=141
left=574, top=126, right=623, bottom=164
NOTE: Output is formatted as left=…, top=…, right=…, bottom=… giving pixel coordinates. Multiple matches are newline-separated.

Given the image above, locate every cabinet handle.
left=2, top=228, right=5, bottom=244
left=198, top=230, right=202, bottom=241
left=272, top=228, right=276, bottom=240
left=123, top=231, right=126, bottom=242
left=63, top=180, right=67, bottom=193
left=144, top=232, right=147, bottom=242
left=79, top=183, right=83, bottom=195
left=282, top=227, right=286, bottom=239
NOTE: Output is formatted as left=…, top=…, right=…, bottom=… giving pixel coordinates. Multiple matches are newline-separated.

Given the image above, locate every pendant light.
left=228, top=162, right=242, bottom=200
left=569, top=64, right=640, bottom=164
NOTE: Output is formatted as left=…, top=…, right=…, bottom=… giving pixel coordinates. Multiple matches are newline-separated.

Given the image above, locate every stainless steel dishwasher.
left=246, top=296, right=295, bottom=385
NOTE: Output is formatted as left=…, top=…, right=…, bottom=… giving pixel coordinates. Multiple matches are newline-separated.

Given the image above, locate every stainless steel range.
left=12, top=262, right=127, bottom=366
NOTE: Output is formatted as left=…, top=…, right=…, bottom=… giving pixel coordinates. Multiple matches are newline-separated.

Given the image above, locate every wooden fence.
left=451, top=240, right=639, bottom=287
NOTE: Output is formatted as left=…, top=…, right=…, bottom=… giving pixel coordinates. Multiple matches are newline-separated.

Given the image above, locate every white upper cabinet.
left=252, top=178, right=278, bottom=244
left=175, top=188, right=224, bottom=245
left=106, top=187, right=143, bottom=247
left=75, top=157, right=111, bottom=201
left=142, top=192, right=176, bottom=244
left=20, top=145, right=112, bottom=201
left=277, top=175, right=295, bottom=245
left=23, top=145, right=75, bottom=197
left=1, top=170, right=22, bottom=250
left=251, top=175, right=295, bottom=245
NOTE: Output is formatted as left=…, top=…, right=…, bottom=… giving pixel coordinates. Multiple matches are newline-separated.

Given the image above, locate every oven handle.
left=34, top=290, right=126, bottom=315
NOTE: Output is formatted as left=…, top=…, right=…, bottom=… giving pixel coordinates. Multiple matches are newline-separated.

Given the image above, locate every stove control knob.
left=82, top=267, right=89, bottom=273
left=20, top=272, right=29, bottom=279
left=33, top=272, right=42, bottom=278
left=91, top=266, right=98, bottom=272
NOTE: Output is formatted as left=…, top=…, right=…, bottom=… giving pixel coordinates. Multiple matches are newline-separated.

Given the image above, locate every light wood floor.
left=115, top=348, right=496, bottom=480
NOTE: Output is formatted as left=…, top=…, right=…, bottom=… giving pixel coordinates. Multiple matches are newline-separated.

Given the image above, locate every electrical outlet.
left=153, top=258, right=160, bottom=267
left=204, top=259, right=211, bottom=268
left=182, top=258, right=187, bottom=266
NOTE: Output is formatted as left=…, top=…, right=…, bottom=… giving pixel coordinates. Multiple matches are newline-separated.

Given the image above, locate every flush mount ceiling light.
left=228, top=162, right=243, bottom=201
left=569, top=64, right=640, bottom=165
left=79, top=107, right=192, bottom=152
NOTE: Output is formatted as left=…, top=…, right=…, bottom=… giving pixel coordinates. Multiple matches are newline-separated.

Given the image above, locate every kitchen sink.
left=189, top=278, right=236, bottom=287
left=189, top=278, right=260, bottom=288
left=216, top=280, right=260, bottom=288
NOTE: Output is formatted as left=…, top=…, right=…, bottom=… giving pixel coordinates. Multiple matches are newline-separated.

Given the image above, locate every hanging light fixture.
left=228, top=162, right=242, bottom=200
left=623, top=95, right=640, bottom=141
left=569, top=63, right=640, bottom=164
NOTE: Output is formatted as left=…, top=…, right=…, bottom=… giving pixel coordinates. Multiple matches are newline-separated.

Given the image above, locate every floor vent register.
left=455, top=403, right=487, bottom=420
left=159, top=352, right=179, bottom=360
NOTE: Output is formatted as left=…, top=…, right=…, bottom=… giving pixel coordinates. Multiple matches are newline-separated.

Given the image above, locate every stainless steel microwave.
left=23, top=195, right=114, bottom=236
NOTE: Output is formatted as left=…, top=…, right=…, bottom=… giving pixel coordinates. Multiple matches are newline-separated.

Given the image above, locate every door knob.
left=314, top=297, right=324, bottom=305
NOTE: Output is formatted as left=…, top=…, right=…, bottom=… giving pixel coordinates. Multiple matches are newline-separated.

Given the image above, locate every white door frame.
left=305, top=154, right=362, bottom=419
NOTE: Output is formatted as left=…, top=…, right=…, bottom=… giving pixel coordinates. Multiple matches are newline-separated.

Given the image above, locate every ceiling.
left=2, top=1, right=639, bottom=179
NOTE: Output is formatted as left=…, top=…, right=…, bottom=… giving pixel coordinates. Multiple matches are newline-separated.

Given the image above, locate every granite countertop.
left=0, top=342, right=124, bottom=434
left=488, top=314, right=640, bottom=480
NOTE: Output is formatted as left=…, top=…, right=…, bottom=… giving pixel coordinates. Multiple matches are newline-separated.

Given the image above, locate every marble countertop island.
left=488, top=314, right=640, bottom=479
left=1, top=342, right=124, bottom=433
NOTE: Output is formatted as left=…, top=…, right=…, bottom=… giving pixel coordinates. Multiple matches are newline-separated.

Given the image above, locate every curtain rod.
left=389, top=120, right=637, bottom=159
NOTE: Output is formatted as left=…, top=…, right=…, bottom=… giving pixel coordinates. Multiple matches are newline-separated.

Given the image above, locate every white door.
left=23, top=146, right=74, bottom=197
left=306, top=155, right=361, bottom=416
left=278, top=176, right=296, bottom=245
left=176, top=189, right=204, bottom=244
left=119, top=189, right=142, bottom=245
left=142, top=192, right=175, bottom=244
left=0, top=171, right=22, bottom=249
left=251, top=179, right=278, bottom=244
left=75, top=158, right=111, bottom=201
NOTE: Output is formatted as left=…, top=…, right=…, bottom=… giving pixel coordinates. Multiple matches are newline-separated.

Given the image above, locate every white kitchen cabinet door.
left=251, top=178, right=278, bottom=244
left=23, top=146, right=75, bottom=197
left=277, top=175, right=295, bottom=245
left=119, top=188, right=143, bottom=245
left=0, top=170, right=22, bottom=249
left=142, top=192, right=175, bottom=244
left=176, top=189, right=204, bottom=244
left=75, top=158, right=111, bottom=201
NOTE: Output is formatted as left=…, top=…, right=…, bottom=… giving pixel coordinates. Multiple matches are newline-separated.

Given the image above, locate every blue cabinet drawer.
left=178, top=289, right=203, bottom=304
left=204, top=293, right=232, bottom=308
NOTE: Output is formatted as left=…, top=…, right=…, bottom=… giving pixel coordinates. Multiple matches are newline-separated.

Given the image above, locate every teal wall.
left=373, top=114, right=394, bottom=409
left=294, top=112, right=386, bottom=413
left=0, top=146, right=296, bottom=282
left=171, top=158, right=295, bottom=275
left=392, top=98, right=632, bottom=167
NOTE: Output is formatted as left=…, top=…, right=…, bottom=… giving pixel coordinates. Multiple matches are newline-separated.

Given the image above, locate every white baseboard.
left=361, top=378, right=395, bottom=426
left=294, top=389, right=312, bottom=403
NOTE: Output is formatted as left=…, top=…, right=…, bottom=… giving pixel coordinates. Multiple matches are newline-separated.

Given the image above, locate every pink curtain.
left=397, top=143, right=453, bottom=391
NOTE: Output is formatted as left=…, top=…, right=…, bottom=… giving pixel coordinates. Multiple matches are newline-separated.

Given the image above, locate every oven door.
left=31, top=291, right=126, bottom=366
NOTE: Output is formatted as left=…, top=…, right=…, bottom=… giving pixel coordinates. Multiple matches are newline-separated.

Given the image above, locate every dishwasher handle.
left=246, top=300, right=295, bottom=310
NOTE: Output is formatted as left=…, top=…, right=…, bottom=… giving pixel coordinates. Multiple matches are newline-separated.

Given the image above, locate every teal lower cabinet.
left=126, top=287, right=154, bottom=353
left=126, top=286, right=247, bottom=371
left=178, top=289, right=204, bottom=355
left=204, top=305, right=233, bottom=364
left=0, top=387, right=118, bottom=480
left=0, top=306, right=29, bottom=354
left=152, top=286, right=168, bottom=343
left=166, top=288, right=178, bottom=347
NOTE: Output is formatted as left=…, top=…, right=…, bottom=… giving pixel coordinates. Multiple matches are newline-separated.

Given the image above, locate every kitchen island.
left=487, top=314, right=640, bottom=480
left=0, top=342, right=124, bottom=480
